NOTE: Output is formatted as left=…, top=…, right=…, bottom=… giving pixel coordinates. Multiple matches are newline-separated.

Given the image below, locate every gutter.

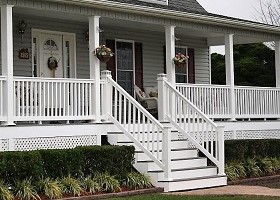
left=38, top=0, right=280, bottom=35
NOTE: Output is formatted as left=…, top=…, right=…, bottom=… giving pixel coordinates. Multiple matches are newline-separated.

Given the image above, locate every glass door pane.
left=175, top=47, right=188, bottom=83
left=116, top=41, right=134, bottom=95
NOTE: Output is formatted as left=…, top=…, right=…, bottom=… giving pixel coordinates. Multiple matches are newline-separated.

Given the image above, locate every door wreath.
left=48, top=56, right=58, bottom=70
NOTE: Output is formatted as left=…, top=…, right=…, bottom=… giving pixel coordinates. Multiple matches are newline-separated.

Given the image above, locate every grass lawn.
left=111, top=194, right=280, bottom=200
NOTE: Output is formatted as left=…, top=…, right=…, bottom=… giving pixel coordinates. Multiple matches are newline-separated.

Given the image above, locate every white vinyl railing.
left=160, top=76, right=224, bottom=174
left=14, top=77, right=95, bottom=121
left=235, top=86, right=280, bottom=118
left=176, top=83, right=230, bottom=118
left=101, top=71, right=172, bottom=179
left=0, top=77, right=5, bottom=121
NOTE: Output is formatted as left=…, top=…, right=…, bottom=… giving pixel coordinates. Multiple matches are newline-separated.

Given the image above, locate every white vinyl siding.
left=0, top=14, right=210, bottom=86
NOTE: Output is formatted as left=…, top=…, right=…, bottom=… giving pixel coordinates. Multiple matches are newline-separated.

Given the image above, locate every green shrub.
left=77, top=145, right=135, bottom=180
left=39, top=148, right=82, bottom=179
left=225, top=162, right=246, bottom=181
left=61, top=175, right=82, bottom=197
left=0, top=151, right=43, bottom=184
left=0, top=145, right=134, bottom=184
left=0, top=181, right=13, bottom=200
left=225, top=139, right=280, bottom=162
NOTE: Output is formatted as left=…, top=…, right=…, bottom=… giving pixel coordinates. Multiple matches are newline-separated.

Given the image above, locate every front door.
left=32, top=30, right=76, bottom=78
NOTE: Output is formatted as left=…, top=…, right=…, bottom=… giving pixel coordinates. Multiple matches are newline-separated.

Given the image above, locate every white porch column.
left=275, top=40, right=280, bottom=87
left=1, top=5, right=15, bottom=125
left=165, top=26, right=176, bottom=86
left=89, top=16, right=101, bottom=123
left=225, top=34, right=236, bottom=121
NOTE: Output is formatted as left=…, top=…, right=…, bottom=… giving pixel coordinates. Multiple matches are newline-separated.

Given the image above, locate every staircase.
left=101, top=71, right=227, bottom=192
left=108, top=129, right=226, bottom=192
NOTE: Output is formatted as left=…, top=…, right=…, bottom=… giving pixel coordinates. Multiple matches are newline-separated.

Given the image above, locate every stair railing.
left=101, top=70, right=172, bottom=180
left=157, top=74, right=225, bottom=175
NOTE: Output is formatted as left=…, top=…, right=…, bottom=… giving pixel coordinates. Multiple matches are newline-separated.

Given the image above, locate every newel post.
left=101, top=70, right=112, bottom=122
left=217, top=126, right=225, bottom=175
left=162, top=124, right=172, bottom=182
left=157, top=73, right=167, bottom=122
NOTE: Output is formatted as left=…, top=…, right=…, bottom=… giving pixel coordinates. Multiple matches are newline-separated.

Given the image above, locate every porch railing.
left=235, top=86, right=280, bottom=118
left=160, top=75, right=224, bottom=175
left=14, top=77, right=95, bottom=121
left=176, top=83, right=230, bottom=118
left=0, top=76, right=5, bottom=121
left=177, top=83, right=280, bottom=119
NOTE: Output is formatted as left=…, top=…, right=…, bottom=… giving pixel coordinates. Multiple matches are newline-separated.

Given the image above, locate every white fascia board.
left=38, top=0, right=280, bottom=35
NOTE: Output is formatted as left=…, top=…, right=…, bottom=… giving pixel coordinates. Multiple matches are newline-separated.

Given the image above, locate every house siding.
left=0, top=15, right=210, bottom=85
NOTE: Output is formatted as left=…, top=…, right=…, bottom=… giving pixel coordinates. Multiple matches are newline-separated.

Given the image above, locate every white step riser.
left=108, top=133, right=179, bottom=143
left=117, top=140, right=190, bottom=151
left=135, top=158, right=207, bottom=171
left=136, top=149, right=198, bottom=161
left=156, top=176, right=227, bottom=192
left=149, top=167, right=217, bottom=180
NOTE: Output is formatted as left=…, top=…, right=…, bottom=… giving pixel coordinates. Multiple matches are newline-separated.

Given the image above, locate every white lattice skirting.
left=224, top=129, right=280, bottom=140
left=0, top=135, right=97, bottom=151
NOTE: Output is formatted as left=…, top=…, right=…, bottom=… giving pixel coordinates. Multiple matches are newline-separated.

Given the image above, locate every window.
left=44, top=39, right=58, bottom=50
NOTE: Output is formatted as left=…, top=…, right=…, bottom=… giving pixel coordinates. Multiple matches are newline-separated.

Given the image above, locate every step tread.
left=137, top=157, right=206, bottom=163
left=135, top=148, right=196, bottom=154
left=117, top=139, right=189, bottom=144
left=158, top=174, right=226, bottom=183
left=148, top=165, right=217, bottom=173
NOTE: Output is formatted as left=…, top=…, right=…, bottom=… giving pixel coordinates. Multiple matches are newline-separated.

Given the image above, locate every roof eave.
left=49, top=0, right=280, bottom=35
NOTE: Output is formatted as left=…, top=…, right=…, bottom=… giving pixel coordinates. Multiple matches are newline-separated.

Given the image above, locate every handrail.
left=161, top=76, right=225, bottom=174
left=103, top=74, right=166, bottom=172
left=14, top=76, right=94, bottom=83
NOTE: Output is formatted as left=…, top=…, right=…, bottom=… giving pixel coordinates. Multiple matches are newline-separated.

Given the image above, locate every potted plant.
left=173, top=53, right=189, bottom=67
left=94, top=45, right=114, bottom=62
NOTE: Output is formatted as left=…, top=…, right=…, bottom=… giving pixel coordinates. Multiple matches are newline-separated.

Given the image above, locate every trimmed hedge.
left=0, top=145, right=134, bottom=184
left=225, top=139, right=280, bottom=162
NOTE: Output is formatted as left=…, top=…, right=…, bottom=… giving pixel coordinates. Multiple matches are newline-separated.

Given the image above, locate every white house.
left=1, top=0, right=280, bottom=192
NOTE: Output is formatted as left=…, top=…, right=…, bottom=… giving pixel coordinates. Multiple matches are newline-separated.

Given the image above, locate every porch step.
left=156, top=175, right=227, bottom=192
left=107, top=131, right=180, bottom=143
left=116, top=139, right=190, bottom=151
left=136, top=148, right=198, bottom=161
left=135, top=157, right=207, bottom=171
left=147, top=166, right=218, bottom=181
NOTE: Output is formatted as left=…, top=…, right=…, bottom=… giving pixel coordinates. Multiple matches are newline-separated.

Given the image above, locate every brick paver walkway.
left=172, top=185, right=280, bottom=197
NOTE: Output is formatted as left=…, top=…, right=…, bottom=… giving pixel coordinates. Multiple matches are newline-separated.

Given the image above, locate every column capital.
left=0, top=4, right=14, bottom=8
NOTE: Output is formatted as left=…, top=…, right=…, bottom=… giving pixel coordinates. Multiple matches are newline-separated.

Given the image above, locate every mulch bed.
left=228, top=175, right=280, bottom=188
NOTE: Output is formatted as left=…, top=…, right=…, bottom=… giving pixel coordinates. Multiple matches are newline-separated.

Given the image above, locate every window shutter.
left=188, top=48, right=195, bottom=83
left=106, top=39, right=116, bottom=80
left=135, top=42, right=143, bottom=90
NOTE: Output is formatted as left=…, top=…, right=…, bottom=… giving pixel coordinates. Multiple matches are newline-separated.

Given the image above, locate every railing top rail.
left=234, top=85, right=280, bottom=90
left=109, top=77, right=164, bottom=130
left=166, top=80, right=218, bottom=128
left=13, top=76, right=95, bottom=83
left=176, top=83, right=230, bottom=88
left=0, top=76, right=5, bottom=80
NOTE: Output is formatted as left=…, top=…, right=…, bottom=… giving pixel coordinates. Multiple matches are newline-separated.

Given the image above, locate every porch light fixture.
left=84, top=29, right=89, bottom=42
left=17, top=20, right=27, bottom=43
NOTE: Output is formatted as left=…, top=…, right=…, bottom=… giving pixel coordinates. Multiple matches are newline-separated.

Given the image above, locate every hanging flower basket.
left=94, top=45, right=114, bottom=63
left=96, top=55, right=112, bottom=62
left=173, top=53, right=189, bottom=67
